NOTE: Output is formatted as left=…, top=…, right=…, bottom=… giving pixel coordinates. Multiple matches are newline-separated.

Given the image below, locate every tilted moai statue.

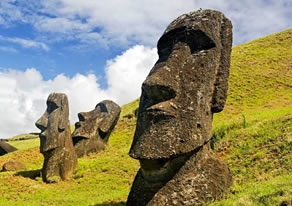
left=35, top=93, right=77, bottom=182
left=127, top=9, right=233, bottom=205
left=72, top=100, right=121, bottom=157
left=0, top=141, right=17, bottom=156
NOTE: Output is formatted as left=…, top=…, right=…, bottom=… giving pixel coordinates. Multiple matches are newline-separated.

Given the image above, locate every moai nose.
left=35, top=115, right=48, bottom=132
left=78, top=112, right=88, bottom=121
left=141, top=81, right=176, bottom=111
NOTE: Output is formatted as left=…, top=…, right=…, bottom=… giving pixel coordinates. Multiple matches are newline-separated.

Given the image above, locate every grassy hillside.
left=0, top=29, right=291, bottom=206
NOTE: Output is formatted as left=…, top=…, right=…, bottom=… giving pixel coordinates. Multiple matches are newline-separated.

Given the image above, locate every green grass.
left=213, top=112, right=291, bottom=183
left=8, top=138, right=39, bottom=151
left=209, top=175, right=292, bottom=206
left=0, top=29, right=291, bottom=205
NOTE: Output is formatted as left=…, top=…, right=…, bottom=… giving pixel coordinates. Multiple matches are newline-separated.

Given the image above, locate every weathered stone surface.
left=35, top=93, right=77, bottom=183
left=129, top=9, right=232, bottom=159
left=128, top=144, right=232, bottom=205
left=127, top=9, right=232, bottom=205
left=2, top=160, right=25, bottom=171
left=72, top=100, right=121, bottom=157
left=0, top=141, right=17, bottom=156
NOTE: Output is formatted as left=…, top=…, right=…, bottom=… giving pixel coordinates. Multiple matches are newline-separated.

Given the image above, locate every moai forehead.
left=129, top=9, right=232, bottom=159
left=161, top=9, right=232, bottom=47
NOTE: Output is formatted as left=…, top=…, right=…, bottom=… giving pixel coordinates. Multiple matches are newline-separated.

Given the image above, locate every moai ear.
left=98, top=100, right=121, bottom=133
left=99, top=115, right=117, bottom=133
left=211, top=15, right=232, bottom=113
left=211, top=65, right=229, bottom=113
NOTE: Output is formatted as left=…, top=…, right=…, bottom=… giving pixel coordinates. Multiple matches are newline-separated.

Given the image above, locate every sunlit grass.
left=8, top=138, right=39, bottom=150
left=209, top=175, right=292, bottom=206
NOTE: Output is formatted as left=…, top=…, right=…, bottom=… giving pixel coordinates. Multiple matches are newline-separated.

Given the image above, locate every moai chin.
left=72, top=100, right=121, bottom=157
left=127, top=9, right=233, bottom=205
left=35, top=93, right=77, bottom=183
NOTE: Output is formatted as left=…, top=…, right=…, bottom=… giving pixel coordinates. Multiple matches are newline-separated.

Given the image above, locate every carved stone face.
left=127, top=10, right=233, bottom=205
left=72, top=103, right=107, bottom=141
left=72, top=100, right=121, bottom=157
left=35, top=93, right=69, bottom=153
left=129, top=10, right=232, bottom=160
left=72, top=100, right=121, bottom=141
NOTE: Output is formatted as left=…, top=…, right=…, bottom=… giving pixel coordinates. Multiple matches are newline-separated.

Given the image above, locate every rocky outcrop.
left=2, top=160, right=25, bottom=171
left=127, top=9, right=233, bottom=205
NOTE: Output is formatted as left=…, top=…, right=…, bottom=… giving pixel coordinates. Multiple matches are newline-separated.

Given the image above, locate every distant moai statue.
left=72, top=100, right=121, bottom=157
left=0, top=141, right=17, bottom=156
left=127, top=9, right=233, bottom=205
left=35, top=93, right=77, bottom=183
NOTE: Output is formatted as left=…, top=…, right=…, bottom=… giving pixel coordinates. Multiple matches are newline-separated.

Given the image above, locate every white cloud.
left=0, top=45, right=157, bottom=138
left=0, top=46, right=17, bottom=53
left=192, top=0, right=292, bottom=44
left=0, top=35, right=49, bottom=51
left=1, top=0, right=291, bottom=46
left=106, top=45, right=157, bottom=104
left=32, top=0, right=197, bottom=47
left=36, top=17, right=90, bottom=34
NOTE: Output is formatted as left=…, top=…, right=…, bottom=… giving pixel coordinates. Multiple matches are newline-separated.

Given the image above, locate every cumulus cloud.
left=0, top=45, right=157, bottom=138
left=37, top=0, right=195, bottom=46
left=198, top=0, right=292, bottom=44
left=106, top=45, right=157, bottom=103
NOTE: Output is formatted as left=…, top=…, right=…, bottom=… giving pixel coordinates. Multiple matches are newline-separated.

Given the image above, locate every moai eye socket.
left=157, top=27, right=216, bottom=60
left=46, top=101, right=59, bottom=114
left=95, top=102, right=108, bottom=113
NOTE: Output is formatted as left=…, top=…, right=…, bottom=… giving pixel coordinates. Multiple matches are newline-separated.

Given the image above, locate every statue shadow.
left=94, top=202, right=126, bottom=206
left=15, top=169, right=41, bottom=180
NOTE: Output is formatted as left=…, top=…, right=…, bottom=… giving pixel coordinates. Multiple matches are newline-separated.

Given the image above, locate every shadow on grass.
left=15, top=169, right=41, bottom=180
left=94, top=201, right=126, bottom=206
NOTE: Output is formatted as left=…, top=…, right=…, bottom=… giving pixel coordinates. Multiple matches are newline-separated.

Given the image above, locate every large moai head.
left=35, top=93, right=77, bottom=182
left=127, top=9, right=233, bottom=205
left=72, top=100, right=121, bottom=157
left=129, top=9, right=232, bottom=160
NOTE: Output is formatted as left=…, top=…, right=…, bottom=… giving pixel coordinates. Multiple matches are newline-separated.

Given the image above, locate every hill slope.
left=0, top=29, right=291, bottom=206
left=217, top=28, right=291, bottom=118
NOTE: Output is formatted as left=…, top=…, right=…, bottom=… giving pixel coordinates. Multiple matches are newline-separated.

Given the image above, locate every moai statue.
left=35, top=93, right=77, bottom=183
left=0, top=141, right=17, bottom=156
left=127, top=9, right=233, bottom=205
left=72, top=100, right=121, bottom=157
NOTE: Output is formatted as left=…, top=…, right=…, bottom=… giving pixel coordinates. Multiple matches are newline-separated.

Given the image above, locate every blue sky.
left=0, top=0, right=291, bottom=138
